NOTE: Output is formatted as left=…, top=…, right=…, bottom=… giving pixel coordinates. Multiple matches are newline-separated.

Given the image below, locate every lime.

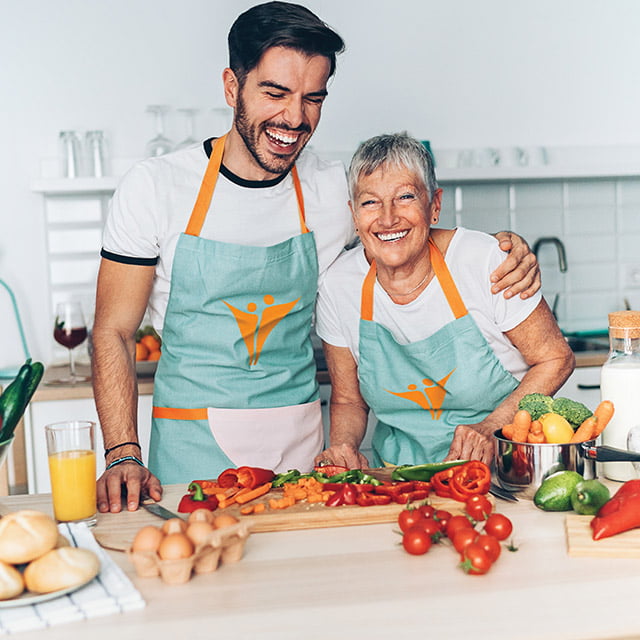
left=533, top=470, right=583, bottom=511
left=539, top=413, right=574, bottom=443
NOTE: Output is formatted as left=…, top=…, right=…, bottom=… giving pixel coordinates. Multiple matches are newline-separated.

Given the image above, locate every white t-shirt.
left=315, top=227, right=542, bottom=380
left=102, top=139, right=355, bottom=333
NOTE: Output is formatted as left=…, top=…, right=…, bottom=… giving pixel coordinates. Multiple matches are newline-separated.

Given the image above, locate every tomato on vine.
left=465, top=495, right=493, bottom=521
left=402, top=527, right=432, bottom=556
left=484, top=513, right=513, bottom=541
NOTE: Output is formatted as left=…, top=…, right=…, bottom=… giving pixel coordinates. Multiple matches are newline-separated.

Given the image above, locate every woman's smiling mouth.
left=375, top=230, right=409, bottom=242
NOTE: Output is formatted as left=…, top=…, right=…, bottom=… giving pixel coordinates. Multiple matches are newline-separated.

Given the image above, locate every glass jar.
left=59, top=131, right=82, bottom=178
left=600, top=310, right=640, bottom=481
left=85, top=130, right=108, bottom=177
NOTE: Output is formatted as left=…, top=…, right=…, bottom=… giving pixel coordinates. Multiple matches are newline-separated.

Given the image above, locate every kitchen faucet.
left=532, top=237, right=567, bottom=319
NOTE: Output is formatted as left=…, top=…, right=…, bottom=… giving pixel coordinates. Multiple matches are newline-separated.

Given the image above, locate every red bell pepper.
left=591, top=491, right=640, bottom=540
left=217, top=466, right=275, bottom=490
left=177, top=481, right=220, bottom=513
left=314, top=464, right=349, bottom=477
left=431, top=461, right=491, bottom=502
left=356, top=492, right=392, bottom=507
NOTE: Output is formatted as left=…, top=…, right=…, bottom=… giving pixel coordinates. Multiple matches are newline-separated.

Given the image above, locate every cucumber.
left=0, top=360, right=45, bottom=442
left=391, top=460, right=468, bottom=482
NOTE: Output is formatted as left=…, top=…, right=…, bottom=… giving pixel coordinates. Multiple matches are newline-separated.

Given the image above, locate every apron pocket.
left=207, top=399, right=323, bottom=474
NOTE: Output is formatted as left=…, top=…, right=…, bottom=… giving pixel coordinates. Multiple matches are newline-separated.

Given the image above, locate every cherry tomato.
left=417, top=518, right=443, bottom=539
left=476, top=534, right=501, bottom=563
left=462, top=542, right=493, bottom=575
left=402, top=526, right=432, bottom=556
left=398, top=509, right=426, bottom=533
left=452, top=527, right=478, bottom=554
left=484, top=513, right=513, bottom=541
left=446, top=514, right=473, bottom=540
left=418, top=504, right=435, bottom=519
left=465, top=495, right=493, bottom=521
left=434, top=509, right=452, bottom=533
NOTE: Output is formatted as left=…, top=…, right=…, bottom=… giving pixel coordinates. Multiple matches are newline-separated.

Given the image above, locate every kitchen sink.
left=564, top=336, right=609, bottom=352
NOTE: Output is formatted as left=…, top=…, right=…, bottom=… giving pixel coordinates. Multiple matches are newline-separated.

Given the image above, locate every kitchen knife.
left=141, top=499, right=184, bottom=520
left=489, top=483, right=519, bottom=502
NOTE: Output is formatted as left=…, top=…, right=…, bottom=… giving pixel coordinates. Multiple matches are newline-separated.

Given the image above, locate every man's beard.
left=234, top=91, right=311, bottom=176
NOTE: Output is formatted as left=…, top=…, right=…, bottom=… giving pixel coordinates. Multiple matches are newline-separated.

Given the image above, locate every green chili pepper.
left=391, top=460, right=468, bottom=482
left=272, top=469, right=302, bottom=487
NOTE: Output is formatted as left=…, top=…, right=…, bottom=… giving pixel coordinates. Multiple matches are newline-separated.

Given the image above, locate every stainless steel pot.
left=493, top=429, right=640, bottom=499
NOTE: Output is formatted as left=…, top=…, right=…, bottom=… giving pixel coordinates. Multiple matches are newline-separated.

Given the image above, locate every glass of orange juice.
left=45, top=420, right=97, bottom=526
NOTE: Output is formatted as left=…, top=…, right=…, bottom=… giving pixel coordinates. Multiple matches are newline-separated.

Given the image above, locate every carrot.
left=571, top=416, right=597, bottom=443
left=239, top=505, right=254, bottom=515
left=253, top=503, right=266, bottom=514
left=527, top=431, right=545, bottom=444
left=512, top=409, right=532, bottom=443
left=502, top=423, right=515, bottom=440
left=593, top=401, right=615, bottom=436
left=235, top=482, right=273, bottom=505
left=529, top=420, right=543, bottom=435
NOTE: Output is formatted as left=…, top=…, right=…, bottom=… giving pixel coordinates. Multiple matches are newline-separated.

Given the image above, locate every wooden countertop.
left=2, top=482, right=640, bottom=639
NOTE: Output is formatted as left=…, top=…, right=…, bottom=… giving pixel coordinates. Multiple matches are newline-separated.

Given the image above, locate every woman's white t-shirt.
left=102, top=139, right=355, bottom=333
left=315, top=227, right=542, bottom=380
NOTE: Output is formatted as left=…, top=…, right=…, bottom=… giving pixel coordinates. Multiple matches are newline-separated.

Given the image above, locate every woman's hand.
left=492, top=231, right=541, bottom=300
left=444, top=423, right=495, bottom=466
left=315, top=443, right=369, bottom=470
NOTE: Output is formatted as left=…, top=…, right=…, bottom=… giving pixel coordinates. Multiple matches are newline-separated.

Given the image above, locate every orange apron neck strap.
left=361, top=259, right=377, bottom=321
left=290, top=165, right=309, bottom=234
left=428, top=237, right=468, bottom=319
left=360, top=238, right=468, bottom=322
left=185, top=134, right=226, bottom=237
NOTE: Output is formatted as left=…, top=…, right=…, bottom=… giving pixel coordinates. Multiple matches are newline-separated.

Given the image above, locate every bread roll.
left=0, top=561, right=24, bottom=600
left=0, top=510, right=59, bottom=564
left=24, top=547, right=100, bottom=594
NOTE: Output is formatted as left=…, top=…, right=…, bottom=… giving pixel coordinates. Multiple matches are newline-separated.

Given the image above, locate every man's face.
left=224, top=46, right=331, bottom=179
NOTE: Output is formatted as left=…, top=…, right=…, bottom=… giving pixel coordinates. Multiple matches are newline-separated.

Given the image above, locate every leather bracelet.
left=105, top=455, right=145, bottom=471
left=104, top=442, right=141, bottom=458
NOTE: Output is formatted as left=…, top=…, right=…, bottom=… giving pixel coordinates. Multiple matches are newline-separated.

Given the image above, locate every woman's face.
left=351, top=165, right=442, bottom=271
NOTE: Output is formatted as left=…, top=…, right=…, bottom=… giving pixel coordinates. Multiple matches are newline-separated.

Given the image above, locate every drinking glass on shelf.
left=175, top=108, right=200, bottom=149
left=53, top=302, right=89, bottom=384
left=145, top=105, right=174, bottom=157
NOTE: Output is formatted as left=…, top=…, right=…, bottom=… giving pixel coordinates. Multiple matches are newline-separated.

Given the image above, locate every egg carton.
left=126, top=521, right=251, bottom=585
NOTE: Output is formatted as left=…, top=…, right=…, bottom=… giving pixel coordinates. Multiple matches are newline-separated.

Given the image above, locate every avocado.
left=533, top=470, right=584, bottom=511
left=570, top=479, right=611, bottom=515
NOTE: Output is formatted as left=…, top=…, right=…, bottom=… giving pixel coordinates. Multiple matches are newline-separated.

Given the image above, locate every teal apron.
left=149, top=135, right=323, bottom=483
left=358, top=237, right=519, bottom=466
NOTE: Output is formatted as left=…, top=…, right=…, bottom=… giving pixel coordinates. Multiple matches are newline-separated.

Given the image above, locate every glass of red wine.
left=53, top=302, right=88, bottom=384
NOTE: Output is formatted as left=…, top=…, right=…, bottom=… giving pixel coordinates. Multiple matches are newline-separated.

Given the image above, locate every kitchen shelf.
left=30, top=176, right=119, bottom=195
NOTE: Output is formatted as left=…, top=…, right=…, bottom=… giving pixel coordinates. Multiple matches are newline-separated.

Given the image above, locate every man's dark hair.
left=228, top=2, right=345, bottom=85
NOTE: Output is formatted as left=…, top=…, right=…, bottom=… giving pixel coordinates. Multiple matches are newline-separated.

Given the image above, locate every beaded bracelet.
left=103, top=441, right=141, bottom=458
left=105, top=455, right=145, bottom=471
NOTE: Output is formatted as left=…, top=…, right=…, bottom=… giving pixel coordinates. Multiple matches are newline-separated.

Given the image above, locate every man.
left=92, top=1, right=540, bottom=513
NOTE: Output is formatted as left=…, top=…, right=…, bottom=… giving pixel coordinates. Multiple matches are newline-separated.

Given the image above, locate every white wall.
left=2, top=0, right=640, bottom=367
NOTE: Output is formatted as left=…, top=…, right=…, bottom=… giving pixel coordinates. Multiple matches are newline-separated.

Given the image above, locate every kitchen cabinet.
left=556, top=366, right=601, bottom=410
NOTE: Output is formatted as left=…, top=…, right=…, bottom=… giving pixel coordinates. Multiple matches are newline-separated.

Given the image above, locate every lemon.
left=539, top=413, right=574, bottom=443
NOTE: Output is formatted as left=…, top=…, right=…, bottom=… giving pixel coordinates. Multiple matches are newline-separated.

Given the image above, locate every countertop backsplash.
left=437, top=175, right=640, bottom=334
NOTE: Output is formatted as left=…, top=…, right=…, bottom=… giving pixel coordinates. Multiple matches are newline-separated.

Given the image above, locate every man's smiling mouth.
left=265, top=127, right=301, bottom=148
left=376, top=230, right=409, bottom=242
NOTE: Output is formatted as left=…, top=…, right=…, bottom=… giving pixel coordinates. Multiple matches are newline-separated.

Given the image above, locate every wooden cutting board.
left=565, top=514, right=640, bottom=558
left=93, top=479, right=468, bottom=552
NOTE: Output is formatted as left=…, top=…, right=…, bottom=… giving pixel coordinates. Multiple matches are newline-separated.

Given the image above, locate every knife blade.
left=489, top=483, right=519, bottom=502
left=141, top=499, right=184, bottom=520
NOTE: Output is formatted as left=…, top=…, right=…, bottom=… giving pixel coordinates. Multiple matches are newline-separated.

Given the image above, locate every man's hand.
left=492, top=231, right=541, bottom=300
left=444, top=423, right=494, bottom=466
left=97, top=462, right=162, bottom=513
left=314, top=443, right=369, bottom=470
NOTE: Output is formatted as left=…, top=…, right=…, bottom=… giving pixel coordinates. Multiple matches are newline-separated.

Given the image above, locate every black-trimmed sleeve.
left=100, top=249, right=158, bottom=266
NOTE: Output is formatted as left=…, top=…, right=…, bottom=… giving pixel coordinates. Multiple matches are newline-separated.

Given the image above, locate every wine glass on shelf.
left=145, top=105, right=174, bottom=157
left=175, top=108, right=200, bottom=149
left=53, top=302, right=89, bottom=384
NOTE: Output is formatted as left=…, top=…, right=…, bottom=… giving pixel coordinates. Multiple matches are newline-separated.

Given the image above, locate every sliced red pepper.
left=177, top=481, right=220, bottom=513
left=341, top=484, right=358, bottom=506
left=431, top=467, right=458, bottom=498
left=217, top=468, right=239, bottom=488
left=356, top=492, right=393, bottom=507
left=325, top=486, right=346, bottom=507
left=313, top=464, right=349, bottom=477
left=405, top=489, right=430, bottom=502
left=374, top=481, right=415, bottom=497
left=235, top=466, right=275, bottom=490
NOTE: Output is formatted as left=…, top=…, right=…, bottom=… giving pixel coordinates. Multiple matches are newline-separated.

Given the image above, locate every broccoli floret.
left=551, top=397, right=593, bottom=429
left=518, top=393, right=554, bottom=421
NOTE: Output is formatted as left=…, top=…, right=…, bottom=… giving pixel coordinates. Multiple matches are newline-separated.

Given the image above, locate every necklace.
left=378, top=268, right=430, bottom=297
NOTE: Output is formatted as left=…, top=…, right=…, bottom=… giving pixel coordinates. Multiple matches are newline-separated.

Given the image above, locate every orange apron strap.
left=360, top=259, right=377, bottom=321
left=428, top=237, right=468, bottom=319
left=153, top=406, right=209, bottom=420
left=291, top=166, right=309, bottom=234
left=185, top=134, right=227, bottom=237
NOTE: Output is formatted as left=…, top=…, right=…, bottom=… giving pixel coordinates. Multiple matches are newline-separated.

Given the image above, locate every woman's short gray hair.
left=348, top=132, right=438, bottom=202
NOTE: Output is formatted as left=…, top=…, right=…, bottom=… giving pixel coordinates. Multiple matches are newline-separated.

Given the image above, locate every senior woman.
left=315, top=133, right=575, bottom=468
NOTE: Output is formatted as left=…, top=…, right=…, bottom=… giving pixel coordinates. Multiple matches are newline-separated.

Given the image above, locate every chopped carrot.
left=235, top=482, right=273, bottom=505
left=253, top=503, right=266, bottom=514
left=307, top=493, right=325, bottom=503
left=593, top=401, right=615, bottom=436
left=240, top=505, right=254, bottom=515
left=571, top=416, right=597, bottom=443
left=512, top=410, right=532, bottom=443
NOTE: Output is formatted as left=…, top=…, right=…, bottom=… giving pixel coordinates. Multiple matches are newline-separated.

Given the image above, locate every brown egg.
left=161, top=518, right=187, bottom=535
left=187, top=508, right=216, bottom=525
left=157, top=533, right=194, bottom=560
left=132, top=526, right=165, bottom=553
left=186, top=521, right=215, bottom=546
left=212, top=514, right=239, bottom=530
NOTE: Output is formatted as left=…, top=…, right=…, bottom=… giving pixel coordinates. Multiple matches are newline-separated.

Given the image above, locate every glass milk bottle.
left=601, top=311, right=640, bottom=481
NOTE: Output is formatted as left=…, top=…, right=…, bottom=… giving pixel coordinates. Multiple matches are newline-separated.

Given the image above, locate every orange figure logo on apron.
left=223, top=295, right=301, bottom=365
left=385, top=369, right=455, bottom=420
